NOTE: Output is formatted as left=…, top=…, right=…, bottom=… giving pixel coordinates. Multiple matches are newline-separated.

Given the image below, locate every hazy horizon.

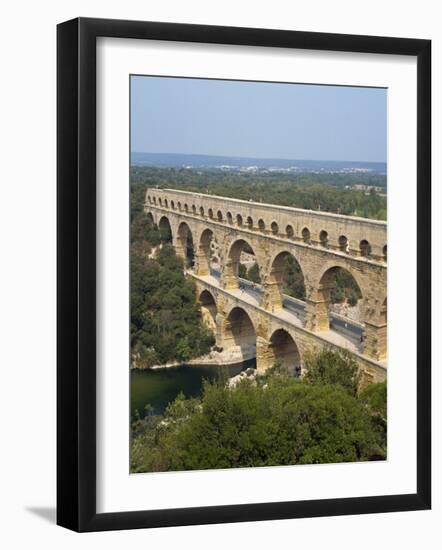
left=131, top=150, right=386, bottom=165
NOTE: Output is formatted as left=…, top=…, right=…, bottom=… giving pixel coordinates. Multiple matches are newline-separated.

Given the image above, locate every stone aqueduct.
left=145, top=188, right=387, bottom=384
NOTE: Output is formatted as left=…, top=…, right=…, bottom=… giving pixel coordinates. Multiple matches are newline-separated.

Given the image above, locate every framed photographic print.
left=57, top=17, right=431, bottom=531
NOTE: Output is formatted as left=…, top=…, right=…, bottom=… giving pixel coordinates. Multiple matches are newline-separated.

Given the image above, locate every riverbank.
left=132, top=345, right=256, bottom=371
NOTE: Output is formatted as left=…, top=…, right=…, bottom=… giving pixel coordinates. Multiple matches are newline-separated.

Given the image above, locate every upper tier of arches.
left=146, top=189, right=387, bottom=261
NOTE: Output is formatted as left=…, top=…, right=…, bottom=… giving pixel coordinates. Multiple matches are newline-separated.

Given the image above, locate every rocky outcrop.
left=330, top=301, right=363, bottom=323
left=227, top=367, right=258, bottom=389
left=186, top=346, right=256, bottom=367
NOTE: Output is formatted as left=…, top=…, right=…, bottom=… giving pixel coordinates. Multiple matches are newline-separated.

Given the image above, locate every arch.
left=171, top=200, right=175, bottom=210
left=164, top=199, right=168, bottom=208
left=236, top=214, right=243, bottom=226
left=146, top=212, right=154, bottom=224
left=158, top=198, right=162, bottom=206
left=314, top=265, right=364, bottom=332
left=158, top=216, right=172, bottom=243
left=177, top=201, right=182, bottom=211
left=192, top=204, right=197, bottom=215
left=199, top=206, right=204, bottom=217
left=176, top=222, right=194, bottom=267
left=360, top=239, right=372, bottom=257
left=199, top=289, right=217, bottom=332
left=286, top=224, right=294, bottom=239
left=319, top=265, right=363, bottom=303
left=217, top=210, right=223, bottom=222
left=268, top=329, right=301, bottom=376
left=319, top=230, right=329, bottom=248
left=258, top=218, right=266, bottom=232
left=184, top=203, right=189, bottom=213
left=208, top=208, right=214, bottom=219
left=271, top=221, right=279, bottom=235
left=383, top=244, right=387, bottom=261
left=302, top=227, right=311, bottom=243
left=338, top=235, right=349, bottom=253
left=227, top=212, right=233, bottom=224
left=153, top=197, right=157, bottom=205
left=223, top=306, right=256, bottom=356
left=246, top=216, right=253, bottom=230
left=196, top=228, right=215, bottom=276
left=224, top=238, right=259, bottom=290
left=265, top=251, right=306, bottom=311
left=147, top=195, right=151, bottom=204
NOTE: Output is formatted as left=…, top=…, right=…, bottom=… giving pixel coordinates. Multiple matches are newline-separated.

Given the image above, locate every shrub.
left=303, top=349, right=360, bottom=396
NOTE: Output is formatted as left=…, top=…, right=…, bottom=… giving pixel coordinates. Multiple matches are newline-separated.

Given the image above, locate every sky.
left=131, top=76, right=387, bottom=163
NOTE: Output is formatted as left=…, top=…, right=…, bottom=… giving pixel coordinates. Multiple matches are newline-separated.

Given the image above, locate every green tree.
left=359, top=382, right=387, bottom=455
left=330, top=268, right=362, bottom=304
left=238, top=263, right=247, bottom=278
left=282, top=256, right=305, bottom=299
left=303, top=349, right=360, bottom=396
left=247, top=263, right=261, bottom=283
left=130, top=185, right=215, bottom=370
left=131, top=368, right=383, bottom=473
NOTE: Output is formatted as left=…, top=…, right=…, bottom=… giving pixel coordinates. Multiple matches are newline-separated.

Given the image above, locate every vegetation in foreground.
left=131, top=350, right=387, bottom=473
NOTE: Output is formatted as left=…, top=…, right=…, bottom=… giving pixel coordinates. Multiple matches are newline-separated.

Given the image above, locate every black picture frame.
left=57, top=17, right=431, bottom=532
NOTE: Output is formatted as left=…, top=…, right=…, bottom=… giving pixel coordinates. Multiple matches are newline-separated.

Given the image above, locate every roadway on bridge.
left=190, top=266, right=365, bottom=356
left=209, top=265, right=363, bottom=342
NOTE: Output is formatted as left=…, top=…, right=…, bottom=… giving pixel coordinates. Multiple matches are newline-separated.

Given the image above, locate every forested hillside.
left=130, top=184, right=214, bottom=368
left=131, top=166, right=387, bottom=220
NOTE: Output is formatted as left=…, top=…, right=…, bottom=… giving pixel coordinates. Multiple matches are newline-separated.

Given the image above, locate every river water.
left=131, top=360, right=254, bottom=418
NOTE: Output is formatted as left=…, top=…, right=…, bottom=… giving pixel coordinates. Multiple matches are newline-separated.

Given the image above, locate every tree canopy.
left=303, top=348, right=361, bottom=396
left=131, top=350, right=387, bottom=473
left=130, top=184, right=214, bottom=368
left=131, top=166, right=386, bottom=220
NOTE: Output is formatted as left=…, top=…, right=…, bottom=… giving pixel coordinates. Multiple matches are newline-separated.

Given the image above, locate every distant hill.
left=131, top=152, right=386, bottom=175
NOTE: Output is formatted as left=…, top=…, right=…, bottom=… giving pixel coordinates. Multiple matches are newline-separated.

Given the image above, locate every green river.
left=131, top=360, right=254, bottom=418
